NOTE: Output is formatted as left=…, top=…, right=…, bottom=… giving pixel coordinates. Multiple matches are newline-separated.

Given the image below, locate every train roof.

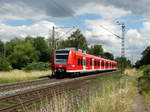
left=55, top=48, right=117, bottom=63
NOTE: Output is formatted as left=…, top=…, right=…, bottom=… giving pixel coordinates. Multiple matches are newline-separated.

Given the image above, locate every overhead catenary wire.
left=57, top=27, right=76, bottom=40
left=99, top=25, right=122, bottom=39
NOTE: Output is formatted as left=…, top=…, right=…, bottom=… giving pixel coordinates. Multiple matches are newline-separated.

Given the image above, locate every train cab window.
left=56, top=55, right=68, bottom=60
left=56, top=51, right=69, bottom=54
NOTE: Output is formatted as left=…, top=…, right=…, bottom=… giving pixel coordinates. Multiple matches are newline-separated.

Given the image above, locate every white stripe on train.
left=66, top=68, right=117, bottom=73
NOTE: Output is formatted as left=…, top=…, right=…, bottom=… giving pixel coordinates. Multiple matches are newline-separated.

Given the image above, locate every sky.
left=0, top=0, right=150, bottom=63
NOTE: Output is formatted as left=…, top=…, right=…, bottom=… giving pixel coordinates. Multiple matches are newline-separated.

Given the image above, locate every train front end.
left=52, top=49, right=70, bottom=75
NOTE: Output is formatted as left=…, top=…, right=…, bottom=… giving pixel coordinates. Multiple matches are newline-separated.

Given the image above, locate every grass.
left=79, top=70, right=138, bottom=112
left=0, top=70, right=51, bottom=84
left=26, top=70, right=139, bottom=112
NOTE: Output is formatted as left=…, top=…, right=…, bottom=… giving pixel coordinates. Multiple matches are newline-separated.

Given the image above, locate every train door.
left=92, top=58, right=94, bottom=70
left=104, top=61, right=106, bottom=69
left=100, top=60, right=101, bottom=70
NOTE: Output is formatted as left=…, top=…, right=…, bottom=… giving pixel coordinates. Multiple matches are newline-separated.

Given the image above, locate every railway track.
left=0, top=71, right=121, bottom=112
left=0, top=77, right=56, bottom=92
left=0, top=77, right=64, bottom=98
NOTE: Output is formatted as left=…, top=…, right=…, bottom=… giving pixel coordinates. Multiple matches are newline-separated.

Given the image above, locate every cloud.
left=0, top=21, right=56, bottom=41
left=124, top=21, right=150, bottom=63
left=76, top=3, right=131, bottom=19
left=0, top=0, right=150, bottom=21
left=0, top=20, right=76, bottom=41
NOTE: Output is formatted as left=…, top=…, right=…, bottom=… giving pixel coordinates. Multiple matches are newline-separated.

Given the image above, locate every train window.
left=98, top=62, right=100, bottom=66
left=81, top=59, right=83, bottom=65
left=90, top=60, right=92, bottom=66
left=84, top=59, right=86, bottom=66
left=86, top=60, right=88, bottom=66
left=78, top=59, right=80, bottom=66
left=94, top=61, right=96, bottom=66
left=101, top=61, right=104, bottom=66
left=83, top=59, right=85, bottom=65
left=80, top=59, right=82, bottom=66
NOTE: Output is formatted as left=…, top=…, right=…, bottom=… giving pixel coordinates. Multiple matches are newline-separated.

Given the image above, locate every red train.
left=52, top=48, right=117, bottom=76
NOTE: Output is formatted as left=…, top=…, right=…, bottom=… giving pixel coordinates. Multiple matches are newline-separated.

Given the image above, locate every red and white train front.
left=52, top=48, right=118, bottom=75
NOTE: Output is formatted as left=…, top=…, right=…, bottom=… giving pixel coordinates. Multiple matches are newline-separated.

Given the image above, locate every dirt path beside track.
left=134, top=93, right=146, bottom=112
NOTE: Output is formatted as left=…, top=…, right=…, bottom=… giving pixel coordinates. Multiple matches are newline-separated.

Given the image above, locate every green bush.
left=139, top=65, right=150, bottom=94
left=0, top=56, right=12, bottom=71
left=23, top=62, right=51, bottom=71
left=140, top=65, right=150, bottom=77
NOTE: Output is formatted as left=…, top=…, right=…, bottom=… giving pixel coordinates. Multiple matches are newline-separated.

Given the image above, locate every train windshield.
left=56, top=55, right=68, bottom=60
left=55, top=50, right=69, bottom=64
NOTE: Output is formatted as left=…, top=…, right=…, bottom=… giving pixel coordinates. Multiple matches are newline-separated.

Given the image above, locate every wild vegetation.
left=0, top=70, right=51, bottom=84
left=138, top=65, right=150, bottom=110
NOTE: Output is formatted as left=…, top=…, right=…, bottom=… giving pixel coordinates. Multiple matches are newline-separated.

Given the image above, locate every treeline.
left=135, top=46, right=150, bottom=94
left=0, top=29, right=131, bottom=71
left=0, top=37, right=51, bottom=71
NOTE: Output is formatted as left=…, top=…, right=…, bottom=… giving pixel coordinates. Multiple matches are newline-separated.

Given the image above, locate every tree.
left=0, top=56, right=12, bottom=71
left=5, top=38, right=23, bottom=57
left=141, top=46, right=150, bottom=65
left=25, top=36, right=35, bottom=45
left=103, top=52, right=114, bottom=60
left=135, top=46, right=150, bottom=67
left=8, top=42, right=39, bottom=69
left=0, top=40, right=4, bottom=56
left=60, top=29, right=88, bottom=50
left=88, top=44, right=104, bottom=57
left=32, top=37, right=51, bottom=62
